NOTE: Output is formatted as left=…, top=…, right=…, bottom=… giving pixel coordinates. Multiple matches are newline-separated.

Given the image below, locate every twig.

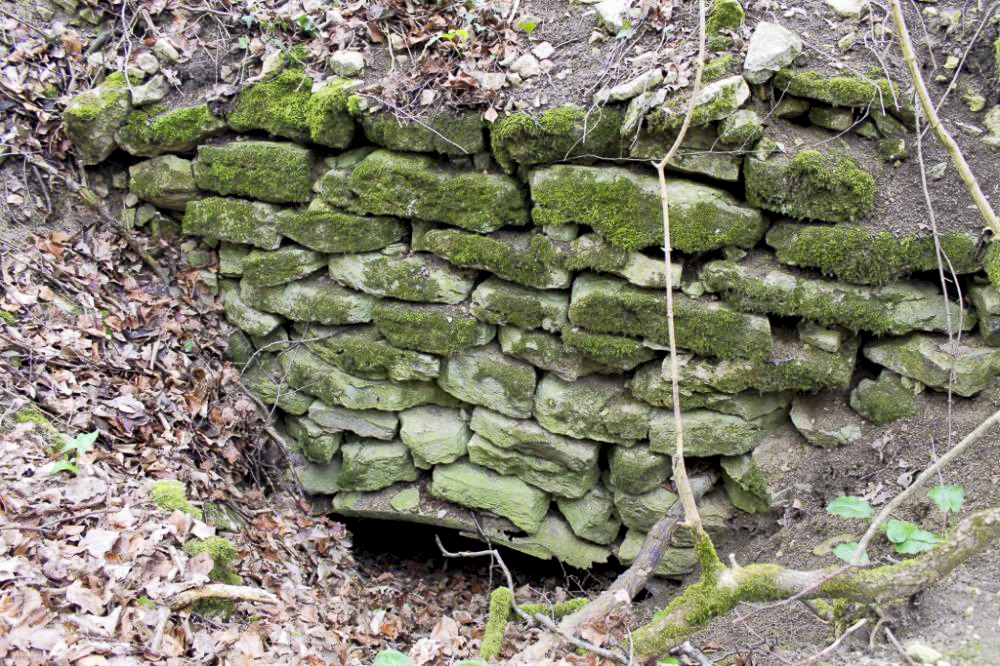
left=883, top=625, right=918, bottom=666
left=854, top=407, right=1000, bottom=560
left=651, top=0, right=707, bottom=536
left=168, top=583, right=279, bottom=610
left=790, top=618, right=867, bottom=666
left=675, top=641, right=714, bottom=666
left=887, top=0, right=1000, bottom=236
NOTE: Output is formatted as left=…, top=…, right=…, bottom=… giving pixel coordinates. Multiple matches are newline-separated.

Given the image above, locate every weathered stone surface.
left=183, top=197, right=282, bottom=250
left=438, top=343, right=537, bottom=418
left=193, top=141, right=314, bottom=204
left=969, top=283, right=1000, bottom=346
left=64, top=72, right=132, bottom=164
left=275, top=204, right=407, bottom=254
left=530, top=165, right=767, bottom=253
left=649, top=407, right=788, bottom=457
left=701, top=254, right=975, bottom=335
left=420, top=229, right=570, bottom=289
left=220, top=280, right=282, bottom=337
left=825, top=0, right=867, bottom=19
left=556, top=485, right=621, bottom=545
left=251, top=326, right=289, bottom=353
left=373, top=302, right=496, bottom=357
left=241, top=355, right=312, bottom=415
left=614, top=486, right=678, bottom=532
left=360, top=111, right=484, bottom=155
left=720, top=454, right=771, bottom=513
left=297, top=459, right=341, bottom=495
left=535, top=373, right=651, bottom=444
left=809, top=106, right=854, bottom=131
left=470, top=277, right=569, bottom=332
left=797, top=320, right=846, bottom=352
left=562, top=328, right=657, bottom=371
left=849, top=370, right=918, bottom=425
left=430, top=461, right=550, bottom=533
left=650, top=76, right=750, bottom=130
left=389, top=487, right=420, bottom=512
left=608, top=445, right=671, bottom=495
left=745, top=149, right=875, bottom=223
left=498, top=327, right=600, bottom=381
left=864, top=334, right=1000, bottom=397
left=219, top=243, right=250, bottom=277
left=116, top=104, right=226, bottom=156
left=328, top=250, right=477, bottom=304
left=630, top=124, right=743, bottom=182
left=129, top=155, right=200, bottom=210
left=241, top=275, right=375, bottom=325
left=468, top=433, right=599, bottom=499
left=617, top=530, right=697, bottom=577
left=743, top=22, right=803, bottom=84
left=671, top=492, right=733, bottom=547
left=594, top=69, right=663, bottom=104
left=470, top=407, right=601, bottom=472
left=490, top=105, right=624, bottom=172
left=501, top=513, right=612, bottom=568
left=281, top=347, right=455, bottom=411
left=338, top=439, right=419, bottom=491
left=789, top=392, right=863, bottom=448
left=560, top=234, right=683, bottom=288
left=629, top=361, right=793, bottom=417
left=242, top=246, right=326, bottom=287
left=718, top=110, right=764, bottom=148
left=285, top=414, right=342, bottom=464
left=399, top=406, right=470, bottom=468
left=347, top=150, right=528, bottom=233
left=299, top=324, right=439, bottom=382
left=765, top=222, right=980, bottom=286
left=569, top=273, right=773, bottom=361
left=308, top=401, right=399, bottom=440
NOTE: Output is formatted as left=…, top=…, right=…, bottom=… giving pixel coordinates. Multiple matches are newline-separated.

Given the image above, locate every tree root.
left=168, top=583, right=279, bottom=611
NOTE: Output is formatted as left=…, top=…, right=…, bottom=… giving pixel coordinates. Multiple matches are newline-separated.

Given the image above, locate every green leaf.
left=832, top=542, right=869, bottom=564
left=61, top=430, right=98, bottom=458
left=885, top=519, right=940, bottom=554
left=884, top=519, right=916, bottom=544
left=656, top=659, right=681, bottom=666
left=49, top=460, right=79, bottom=476
left=826, top=495, right=874, bottom=519
left=373, top=650, right=414, bottom=666
left=929, top=485, right=964, bottom=513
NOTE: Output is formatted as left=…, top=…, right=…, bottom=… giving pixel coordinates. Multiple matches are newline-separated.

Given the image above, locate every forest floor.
left=2, top=0, right=1000, bottom=664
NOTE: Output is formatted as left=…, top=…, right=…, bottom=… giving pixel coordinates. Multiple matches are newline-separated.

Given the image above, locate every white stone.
left=532, top=41, right=555, bottom=60
left=330, top=50, right=365, bottom=77
left=130, top=74, right=169, bottom=106
left=825, top=0, right=868, bottom=19
left=152, top=39, right=180, bottom=64
left=595, top=0, right=629, bottom=32
left=743, top=21, right=803, bottom=85
left=420, top=89, right=437, bottom=106
left=511, top=53, right=541, bottom=78
left=135, top=52, right=160, bottom=75
left=481, top=72, right=506, bottom=91
left=593, top=68, right=663, bottom=104
left=904, top=642, right=942, bottom=664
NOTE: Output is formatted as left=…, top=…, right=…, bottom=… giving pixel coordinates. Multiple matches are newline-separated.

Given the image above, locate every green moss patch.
left=227, top=69, right=312, bottom=141
left=304, top=79, right=357, bottom=148
left=275, top=207, right=407, bottom=254
left=301, top=324, right=440, bottom=382
left=744, top=149, right=875, bottom=223
left=420, top=229, right=569, bottom=289
left=765, top=222, right=980, bottom=285
left=562, top=328, right=656, bottom=370
left=182, top=197, right=282, bottom=250
left=469, top=276, right=569, bottom=332
left=151, top=480, right=202, bottom=519
left=193, top=141, right=314, bottom=203
left=490, top=105, right=624, bottom=172
left=117, top=105, right=225, bottom=156
left=772, top=69, right=909, bottom=116
left=361, top=110, right=484, bottom=155
left=373, top=301, right=495, bottom=356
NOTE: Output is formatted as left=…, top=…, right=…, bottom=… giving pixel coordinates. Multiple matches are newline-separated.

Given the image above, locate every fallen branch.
left=168, top=583, right=279, bottom=611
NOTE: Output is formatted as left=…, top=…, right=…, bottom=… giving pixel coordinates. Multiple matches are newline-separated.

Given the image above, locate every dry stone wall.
left=64, top=58, right=1000, bottom=574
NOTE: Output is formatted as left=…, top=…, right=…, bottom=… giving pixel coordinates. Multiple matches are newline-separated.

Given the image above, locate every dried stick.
left=168, top=583, right=279, bottom=610
left=651, top=0, right=707, bottom=536
left=886, top=0, right=1000, bottom=236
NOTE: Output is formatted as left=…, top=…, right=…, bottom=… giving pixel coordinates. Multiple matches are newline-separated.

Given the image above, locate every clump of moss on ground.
left=150, top=479, right=203, bottom=520
left=184, top=536, right=242, bottom=618
left=706, top=0, right=744, bottom=50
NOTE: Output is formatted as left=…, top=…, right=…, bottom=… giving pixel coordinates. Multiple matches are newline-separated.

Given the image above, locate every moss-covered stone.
left=849, top=369, right=918, bottom=424
left=568, top=273, right=773, bottom=361
left=707, top=0, right=745, bottom=38
left=219, top=243, right=250, bottom=277
left=241, top=246, right=326, bottom=286
left=297, top=459, right=342, bottom=495
left=529, top=164, right=767, bottom=253
left=64, top=72, right=132, bottom=164
left=629, top=125, right=743, bottom=182
left=498, top=327, right=602, bottom=381
left=183, top=197, right=282, bottom=249
left=702, top=54, right=737, bottom=83
left=399, top=405, right=470, bottom=468
left=608, top=445, right=671, bottom=495
left=348, top=150, right=528, bottom=233
left=184, top=536, right=241, bottom=585
left=765, top=222, right=980, bottom=285
left=501, top=512, right=613, bottom=569
left=772, top=69, right=909, bottom=116
left=430, top=461, right=550, bottom=532
left=241, top=275, right=375, bottom=325
left=969, top=283, right=1000, bottom=346
left=744, top=149, right=875, bottom=223
left=220, top=280, right=282, bottom=337
left=789, top=391, right=862, bottom=448
left=534, top=373, right=651, bottom=444
left=438, top=343, right=537, bottom=418
left=281, top=346, right=455, bottom=410
left=308, top=401, right=399, bottom=442
left=720, top=454, right=771, bottom=514
left=876, top=137, right=907, bottom=162
left=241, top=354, right=312, bottom=415
left=562, top=327, right=657, bottom=371
left=328, top=250, right=478, bottom=304
left=373, top=301, right=495, bottom=356
left=648, top=407, right=788, bottom=457
left=863, top=333, right=1000, bottom=397
left=116, top=104, right=226, bottom=156
left=985, top=240, right=1000, bottom=290
left=613, top=486, right=677, bottom=532
left=469, top=277, right=569, bottom=332
left=275, top=205, right=407, bottom=254
left=468, top=433, right=599, bottom=499
left=490, top=105, right=624, bottom=172
left=556, top=484, right=621, bottom=545
left=304, top=78, right=358, bottom=148
left=193, top=141, right=314, bottom=203
left=285, top=414, right=342, bottom=463
left=129, top=155, right=200, bottom=211
left=361, top=110, right=484, bottom=154
left=718, top=109, right=763, bottom=147
left=617, top=529, right=698, bottom=577
left=469, top=407, right=601, bottom=472
left=808, top=106, right=855, bottom=131
left=335, top=439, right=417, bottom=492
left=700, top=254, right=975, bottom=335
left=420, top=229, right=570, bottom=289
left=561, top=234, right=683, bottom=288
left=647, top=75, right=749, bottom=132
left=299, top=324, right=439, bottom=382
left=227, top=69, right=313, bottom=141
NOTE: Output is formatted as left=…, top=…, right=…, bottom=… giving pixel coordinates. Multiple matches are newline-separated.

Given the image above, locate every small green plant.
left=515, top=18, right=538, bottom=34
left=295, top=14, right=318, bottom=36
left=884, top=519, right=940, bottom=554
left=440, top=28, right=470, bottom=43
left=929, top=485, right=964, bottom=513
left=135, top=596, right=156, bottom=609
left=825, top=495, right=873, bottom=519
left=50, top=430, right=98, bottom=476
